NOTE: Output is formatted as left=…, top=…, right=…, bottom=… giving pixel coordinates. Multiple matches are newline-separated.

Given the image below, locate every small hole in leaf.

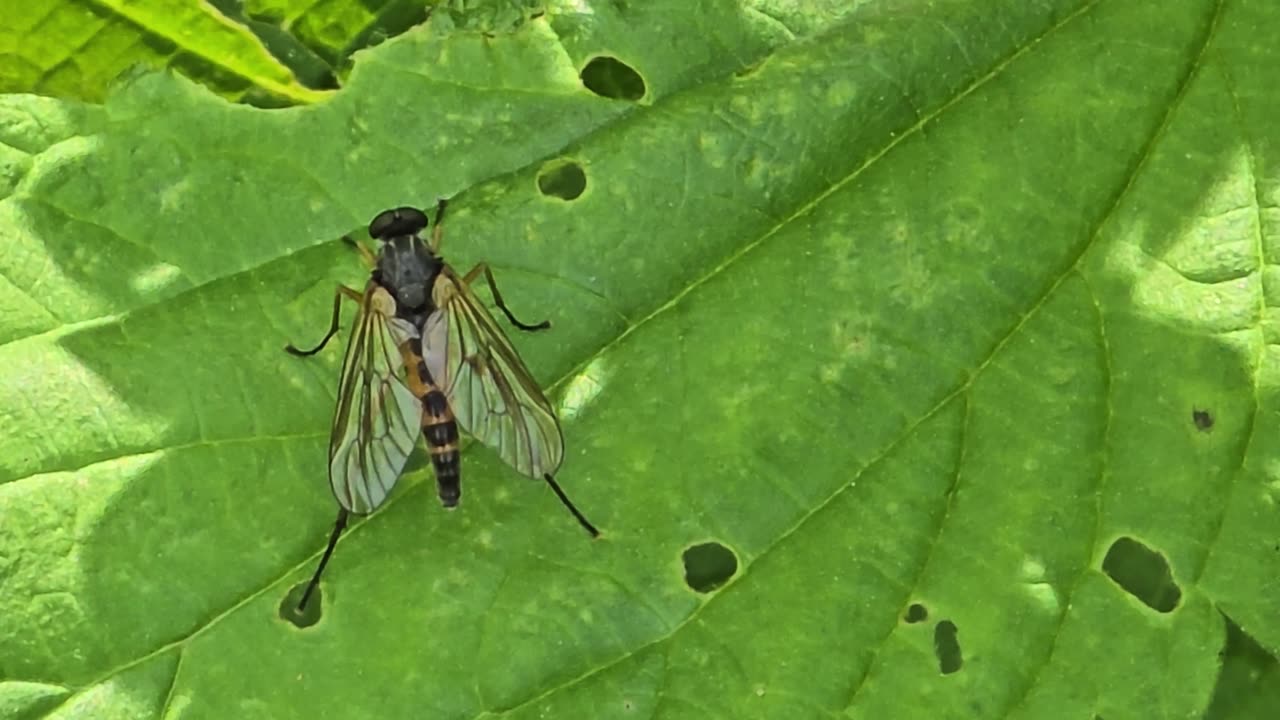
left=580, top=56, right=646, bottom=101
left=280, top=583, right=322, bottom=628
left=1102, top=536, right=1181, bottom=613
left=1192, top=408, right=1213, bottom=432
left=537, top=160, right=587, bottom=201
left=682, top=541, right=737, bottom=593
left=933, top=620, right=962, bottom=674
left=904, top=603, right=928, bottom=623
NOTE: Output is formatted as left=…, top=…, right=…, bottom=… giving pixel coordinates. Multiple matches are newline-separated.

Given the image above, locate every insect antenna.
left=542, top=474, right=599, bottom=537
left=298, top=509, right=350, bottom=611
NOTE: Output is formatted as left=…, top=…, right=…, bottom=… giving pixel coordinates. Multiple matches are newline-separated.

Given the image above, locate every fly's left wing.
left=328, top=285, right=423, bottom=514
left=421, top=267, right=563, bottom=479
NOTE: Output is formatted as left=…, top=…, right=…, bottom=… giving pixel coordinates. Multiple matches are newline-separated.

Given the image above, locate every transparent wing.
left=422, top=267, right=563, bottom=479
left=328, top=285, right=423, bottom=514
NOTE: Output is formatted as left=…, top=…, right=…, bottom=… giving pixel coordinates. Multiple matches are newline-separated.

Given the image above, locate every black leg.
left=284, top=284, right=363, bottom=356
left=543, top=474, right=599, bottom=537
left=298, top=508, right=349, bottom=612
left=462, top=263, right=551, bottom=332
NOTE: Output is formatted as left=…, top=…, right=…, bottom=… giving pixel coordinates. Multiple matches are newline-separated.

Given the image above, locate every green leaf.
left=1, top=1, right=1278, bottom=719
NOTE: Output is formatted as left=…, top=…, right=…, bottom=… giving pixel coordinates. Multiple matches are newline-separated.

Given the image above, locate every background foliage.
left=1, top=1, right=1278, bottom=719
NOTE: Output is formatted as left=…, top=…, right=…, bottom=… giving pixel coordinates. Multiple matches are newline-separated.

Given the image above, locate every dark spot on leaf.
left=580, top=56, right=646, bottom=101
left=243, top=6, right=284, bottom=25
left=243, top=93, right=293, bottom=110
left=682, top=541, right=737, bottom=593
left=904, top=602, right=928, bottom=623
left=1205, top=617, right=1277, bottom=716
left=339, top=3, right=432, bottom=60
left=735, top=60, right=763, bottom=79
left=1102, top=536, right=1181, bottom=613
left=537, top=159, right=587, bottom=201
left=933, top=620, right=962, bottom=674
left=280, top=583, right=322, bottom=629
left=1192, top=408, right=1213, bottom=432
left=622, top=699, right=635, bottom=712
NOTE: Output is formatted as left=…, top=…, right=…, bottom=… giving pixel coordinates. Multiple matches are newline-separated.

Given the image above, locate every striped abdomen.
left=397, top=340, right=463, bottom=507
left=420, top=374, right=461, bottom=507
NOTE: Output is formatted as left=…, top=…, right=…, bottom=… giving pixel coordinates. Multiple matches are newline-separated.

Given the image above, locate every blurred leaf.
left=0, top=0, right=330, bottom=105
left=1, top=1, right=1278, bottom=719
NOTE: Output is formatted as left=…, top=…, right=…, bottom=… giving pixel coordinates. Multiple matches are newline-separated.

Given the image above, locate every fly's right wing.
left=422, top=267, right=563, bottom=480
left=328, top=285, right=423, bottom=514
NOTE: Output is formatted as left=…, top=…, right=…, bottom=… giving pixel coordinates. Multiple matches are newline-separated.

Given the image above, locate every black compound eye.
left=369, top=206, right=429, bottom=240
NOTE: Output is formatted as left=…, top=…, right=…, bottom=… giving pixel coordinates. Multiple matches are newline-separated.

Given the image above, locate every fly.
left=286, top=200, right=598, bottom=611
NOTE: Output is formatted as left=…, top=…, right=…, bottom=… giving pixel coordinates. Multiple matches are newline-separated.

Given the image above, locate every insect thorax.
left=375, top=234, right=442, bottom=314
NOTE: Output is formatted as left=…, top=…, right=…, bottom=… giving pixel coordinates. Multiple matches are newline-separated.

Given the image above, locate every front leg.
left=344, top=235, right=377, bottom=267
left=461, top=263, right=550, bottom=332
left=429, top=198, right=448, bottom=252
left=285, top=284, right=365, bottom=356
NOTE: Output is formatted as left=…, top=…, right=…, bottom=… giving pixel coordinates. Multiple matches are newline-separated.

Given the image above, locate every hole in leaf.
left=1102, top=536, right=1181, bottom=613
left=580, top=56, right=646, bottom=101
left=904, top=603, right=928, bottom=623
left=1192, top=408, right=1213, bottom=432
left=280, top=583, right=322, bottom=628
left=933, top=620, right=962, bottom=674
left=682, top=541, right=737, bottom=593
left=537, top=160, right=587, bottom=201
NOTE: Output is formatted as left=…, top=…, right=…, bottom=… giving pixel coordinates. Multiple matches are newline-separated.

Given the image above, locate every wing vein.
left=423, top=268, right=564, bottom=480
left=326, top=285, right=423, bottom=514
